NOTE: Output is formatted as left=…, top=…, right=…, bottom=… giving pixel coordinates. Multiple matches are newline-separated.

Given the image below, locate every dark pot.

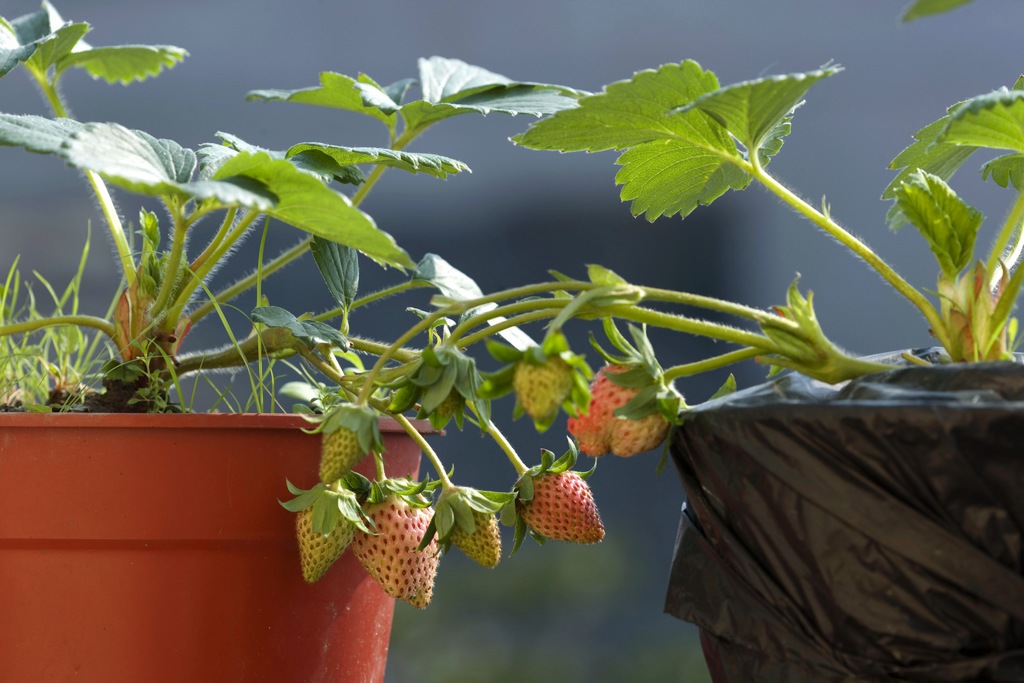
left=664, top=359, right=1024, bottom=682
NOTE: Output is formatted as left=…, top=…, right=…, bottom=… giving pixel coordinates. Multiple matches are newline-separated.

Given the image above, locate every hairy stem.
left=748, top=159, right=951, bottom=349
left=662, top=347, right=764, bottom=382
left=30, top=67, right=135, bottom=286
left=987, top=187, right=1024, bottom=287
left=0, top=315, right=117, bottom=341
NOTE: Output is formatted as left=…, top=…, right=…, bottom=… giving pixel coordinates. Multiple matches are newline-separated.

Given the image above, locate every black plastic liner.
left=665, top=355, right=1024, bottom=682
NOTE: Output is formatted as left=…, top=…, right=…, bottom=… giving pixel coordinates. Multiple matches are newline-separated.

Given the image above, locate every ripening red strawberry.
left=352, top=494, right=440, bottom=608
left=517, top=470, right=604, bottom=544
left=295, top=508, right=355, bottom=584
left=450, top=510, right=502, bottom=568
left=568, top=365, right=669, bottom=458
left=513, top=356, right=573, bottom=423
left=319, top=427, right=367, bottom=484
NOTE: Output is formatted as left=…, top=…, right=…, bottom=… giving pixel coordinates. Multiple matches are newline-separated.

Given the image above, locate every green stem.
left=456, top=309, right=561, bottom=348
left=348, top=337, right=420, bottom=364
left=179, top=211, right=268, bottom=326
left=31, top=68, right=135, bottom=286
left=640, top=286, right=779, bottom=324
left=317, top=281, right=433, bottom=321
left=448, top=299, right=568, bottom=346
left=150, top=200, right=190, bottom=325
left=986, top=187, right=1024, bottom=287
left=188, top=208, right=238, bottom=275
left=663, top=347, right=763, bottom=382
left=391, top=412, right=453, bottom=489
left=749, top=161, right=950, bottom=349
left=609, top=305, right=780, bottom=351
left=349, top=125, right=426, bottom=209
left=467, top=402, right=529, bottom=476
left=0, top=315, right=117, bottom=341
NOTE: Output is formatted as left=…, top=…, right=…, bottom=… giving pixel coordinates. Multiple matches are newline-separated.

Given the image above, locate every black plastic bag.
left=664, top=356, right=1024, bottom=682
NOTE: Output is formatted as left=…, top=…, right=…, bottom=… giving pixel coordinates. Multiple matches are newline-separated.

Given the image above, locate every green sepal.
left=313, top=403, right=385, bottom=456
left=507, top=441, right=593, bottom=552
left=278, top=479, right=373, bottom=535
left=423, top=486, right=514, bottom=554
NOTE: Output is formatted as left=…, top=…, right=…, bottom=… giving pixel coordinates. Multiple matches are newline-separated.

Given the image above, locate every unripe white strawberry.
left=319, top=427, right=367, bottom=484
left=295, top=508, right=355, bottom=584
left=513, top=356, right=573, bottom=423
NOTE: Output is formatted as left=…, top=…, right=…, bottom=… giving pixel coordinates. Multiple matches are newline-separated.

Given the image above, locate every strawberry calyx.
left=420, top=486, right=514, bottom=563
left=590, top=318, right=684, bottom=422
left=388, top=344, right=488, bottom=431
left=279, top=477, right=374, bottom=535
left=307, top=402, right=385, bottom=450
left=480, top=329, right=592, bottom=432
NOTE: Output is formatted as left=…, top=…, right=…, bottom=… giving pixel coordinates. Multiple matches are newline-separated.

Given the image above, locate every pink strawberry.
left=568, top=365, right=669, bottom=458
left=351, top=494, right=440, bottom=608
left=516, top=470, right=604, bottom=544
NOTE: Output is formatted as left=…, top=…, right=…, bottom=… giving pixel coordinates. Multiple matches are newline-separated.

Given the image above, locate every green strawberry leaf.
left=679, top=65, right=841, bottom=161
left=3, top=3, right=185, bottom=84
left=3, top=3, right=85, bottom=77
left=982, top=153, right=1024, bottom=190
left=285, top=143, right=469, bottom=179
left=0, top=18, right=38, bottom=78
left=57, top=44, right=188, bottom=84
left=251, top=305, right=348, bottom=349
left=398, top=57, right=583, bottom=134
left=884, top=106, right=978, bottom=200
left=352, top=76, right=414, bottom=116
left=23, top=20, right=88, bottom=75
left=515, top=60, right=726, bottom=153
left=900, top=0, right=976, bottom=22
left=939, top=88, right=1024, bottom=153
left=311, top=238, right=359, bottom=311
left=0, top=112, right=85, bottom=153
left=615, top=142, right=752, bottom=221
left=892, top=170, right=982, bottom=278
left=200, top=133, right=366, bottom=186
left=886, top=81, right=1024, bottom=230
left=515, top=61, right=753, bottom=221
left=212, top=152, right=414, bottom=269
left=414, top=253, right=535, bottom=350
left=62, top=122, right=196, bottom=195
left=247, top=70, right=395, bottom=127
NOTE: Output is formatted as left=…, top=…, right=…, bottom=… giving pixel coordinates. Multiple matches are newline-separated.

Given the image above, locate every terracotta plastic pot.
left=0, top=412, right=425, bottom=683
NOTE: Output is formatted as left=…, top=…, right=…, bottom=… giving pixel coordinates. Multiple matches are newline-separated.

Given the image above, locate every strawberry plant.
left=0, top=0, right=1012, bottom=628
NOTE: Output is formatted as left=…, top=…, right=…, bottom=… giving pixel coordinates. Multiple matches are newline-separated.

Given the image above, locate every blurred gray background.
left=2, top=1, right=1022, bottom=681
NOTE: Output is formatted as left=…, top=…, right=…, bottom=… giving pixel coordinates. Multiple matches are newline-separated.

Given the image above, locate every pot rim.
left=0, top=411, right=436, bottom=433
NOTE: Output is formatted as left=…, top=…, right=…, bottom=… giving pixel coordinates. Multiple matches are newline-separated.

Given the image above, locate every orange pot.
left=0, top=412, right=425, bottom=683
